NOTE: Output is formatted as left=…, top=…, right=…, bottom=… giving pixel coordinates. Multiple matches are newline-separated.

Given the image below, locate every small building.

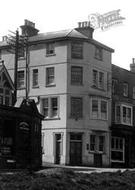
left=0, top=99, right=44, bottom=169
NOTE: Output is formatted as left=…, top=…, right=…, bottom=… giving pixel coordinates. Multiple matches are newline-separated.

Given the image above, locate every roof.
left=0, top=28, right=114, bottom=52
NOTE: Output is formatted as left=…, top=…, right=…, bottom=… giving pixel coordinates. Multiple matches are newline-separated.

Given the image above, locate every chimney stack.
left=20, top=19, right=39, bottom=37
left=130, top=58, right=135, bottom=73
left=75, top=21, right=94, bottom=38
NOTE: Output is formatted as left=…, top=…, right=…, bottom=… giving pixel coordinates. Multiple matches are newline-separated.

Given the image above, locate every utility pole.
left=7, top=30, right=28, bottom=103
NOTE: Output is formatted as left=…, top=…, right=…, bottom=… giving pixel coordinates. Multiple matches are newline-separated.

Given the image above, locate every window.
left=111, top=137, right=125, bottom=162
left=92, top=70, right=104, bottom=89
left=91, top=98, right=108, bottom=120
left=90, top=134, right=105, bottom=153
left=101, top=100, right=107, bottom=120
left=123, top=83, right=128, bottom=97
left=42, top=97, right=59, bottom=119
left=71, top=97, right=83, bottom=119
left=32, top=69, right=38, bottom=87
left=115, top=104, right=132, bottom=125
left=71, top=42, right=83, bottom=59
left=46, top=67, right=55, bottom=86
left=46, top=43, right=55, bottom=55
left=133, top=86, right=135, bottom=99
left=0, top=87, right=12, bottom=106
left=17, top=70, right=25, bottom=89
left=18, top=47, right=25, bottom=58
left=71, top=66, right=83, bottom=85
left=0, top=50, right=1, bottom=60
left=95, top=46, right=103, bottom=60
left=112, top=79, right=118, bottom=95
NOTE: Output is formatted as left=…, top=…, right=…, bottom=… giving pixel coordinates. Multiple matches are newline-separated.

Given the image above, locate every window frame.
left=115, top=104, right=133, bottom=126
left=90, top=134, right=105, bottom=153
left=17, top=70, right=25, bottom=89
left=123, top=82, right=128, bottom=97
left=111, top=137, right=125, bottom=163
left=92, top=69, right=105, bottom=90
left=90, top=98, right=108, bottom=120
left=46, top=42, right=55, bottom=56
left=32, top=69, right=39, bottom=88
left=0, top=87, right=12, bottom=106
left=71, top=42, right=83, bottom=59
left=71, top=66, right=83, bottom=85
left=95, top=46, right=103, bottom=61
left=70, top=97, right=83, bottom=119
left=42, top=97, right=59, bottom=119
left=46, top=67, right=55, bottom=87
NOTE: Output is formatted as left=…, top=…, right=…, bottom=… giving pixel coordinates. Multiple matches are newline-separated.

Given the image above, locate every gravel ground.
left=0, top=168, right=135, bottom=189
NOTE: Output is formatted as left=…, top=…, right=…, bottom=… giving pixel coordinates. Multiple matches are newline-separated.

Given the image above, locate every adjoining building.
left=0, top=20, right=115, bottom=167
left=0, top=61, right=43, bottom=169
left=111, top=61, right=135, bottom=168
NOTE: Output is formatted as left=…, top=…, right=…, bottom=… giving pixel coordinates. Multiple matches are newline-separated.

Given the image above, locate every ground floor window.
left=90, top=134, right=105, bottom=153
left=111, top=137, right=125, bottom=162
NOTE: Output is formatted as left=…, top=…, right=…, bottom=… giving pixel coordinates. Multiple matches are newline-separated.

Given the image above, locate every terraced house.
left=0, top=20, right=114, bottom=167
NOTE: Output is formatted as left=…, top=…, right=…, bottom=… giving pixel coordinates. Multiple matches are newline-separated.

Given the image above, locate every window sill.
left=70, top=116, right=83, bottom=120
left=46, top=53, right=56, bottom=57
left=88, top=151, right=105, bottom=154
left=91, top=85, right=105, bottom=91
left=32, top=86, right=39, bottom=89
left=46, top=84, right=56, bottom=88
left=18, top=57, right=26, bottom=60
left=17, top=87, right=26, bottom=90
left=71, top=57, right=83, bottom=59
left=44, top=117, right=60, bottom=121
left=90, top=118, right=108, bottom=121
left=71, top=83, right=83, bottom=86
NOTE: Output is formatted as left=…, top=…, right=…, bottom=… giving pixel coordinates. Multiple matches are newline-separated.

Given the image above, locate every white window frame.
left=32, top=69, right=39, bottom=88
left=90, top=97, right=108, bottom=120
left=115, top=104, right=133, bottom=126
left=42, top=97, right=59, bottom=119
left=111, top=137, right=125, bottom=163
left=90, top=134, right=105, bottom=153
left=123, top=83, right=128, bottom=97
left=92, top=69, right=105, bottom=90
left=46, top=42, right=55, bottom=56
left=71, top=66, right=83, bottom=85
left=46, top=67, right=55, bottom=86
left=95, top=46, right=103, bottom=61
left=17, top=70, right=25, bottom=89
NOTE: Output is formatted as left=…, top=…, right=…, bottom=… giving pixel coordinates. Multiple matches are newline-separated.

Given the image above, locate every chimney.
left=130, top=58, right=135, bottom=73
left=20, top=19, right=39, bottom=37
left=75, top=21, right=94, bottom=38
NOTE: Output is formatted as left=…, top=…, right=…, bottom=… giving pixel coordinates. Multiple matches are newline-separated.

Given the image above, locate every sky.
left=0, top=0, right=134, bottom=70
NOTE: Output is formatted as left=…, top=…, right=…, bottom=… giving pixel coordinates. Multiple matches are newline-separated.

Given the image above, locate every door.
left=55, top=134, right=62, bottom=164
left=94, top=153, right=102, bottom=167
left=70, top=133, right=82, bottom=165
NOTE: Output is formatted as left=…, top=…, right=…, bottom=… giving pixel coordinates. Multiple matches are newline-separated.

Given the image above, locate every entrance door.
left=94, top=154, right=102, bottom=167
left=70, top=133, right=82, bottom=165
left=55, top=134, right=62, bottom=164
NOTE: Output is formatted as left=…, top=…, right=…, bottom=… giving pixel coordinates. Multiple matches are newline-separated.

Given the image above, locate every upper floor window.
left=71, top=97, right=83, bottom=119
left=133, top=86, right=135, bottom=99
left=42, top=97, right=59, bottom=119
left=32, top=69, right=38, bottom=88
left=17, top=70, right=25, bottom=89
left=115, top=104, right=132, bottom=125
left=46, top=43, right=55, bottom=56
left=92, top=70, right=104, bottom=90
left=123, top=82, right=128, bottom=97
left=91, top=98, right=108, bottom=120
left=71, top=66, right=83, bottom=85
left=71, top=42, right=83, bottom=59
left=90, top=134, right=105, bottom=153
left=95, top=46, right=103, bottom=61
left=0, top=87, right=12, bottom=106
left=112, top=79, right=118, bottom=95
left=18, top=47, right=25, bottom=59
left=46, top=67, right=55, bottom=86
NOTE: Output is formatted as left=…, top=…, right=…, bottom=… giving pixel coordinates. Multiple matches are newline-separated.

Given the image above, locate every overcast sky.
left=0, top=0, right=134, bottom=70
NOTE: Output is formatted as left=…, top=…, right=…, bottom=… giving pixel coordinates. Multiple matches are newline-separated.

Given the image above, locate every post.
left=14, top=30, right=19, bottom=103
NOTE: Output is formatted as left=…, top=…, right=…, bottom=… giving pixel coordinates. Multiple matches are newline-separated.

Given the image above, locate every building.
left=0, top=61, right=43, bottom=169
left=111, top=62, right=135, bottom=168
left=0, top=20, right=114, bottom=167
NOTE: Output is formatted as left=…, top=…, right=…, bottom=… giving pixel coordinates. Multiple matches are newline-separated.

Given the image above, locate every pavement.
left=41, top=162, right=135, bottom=174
